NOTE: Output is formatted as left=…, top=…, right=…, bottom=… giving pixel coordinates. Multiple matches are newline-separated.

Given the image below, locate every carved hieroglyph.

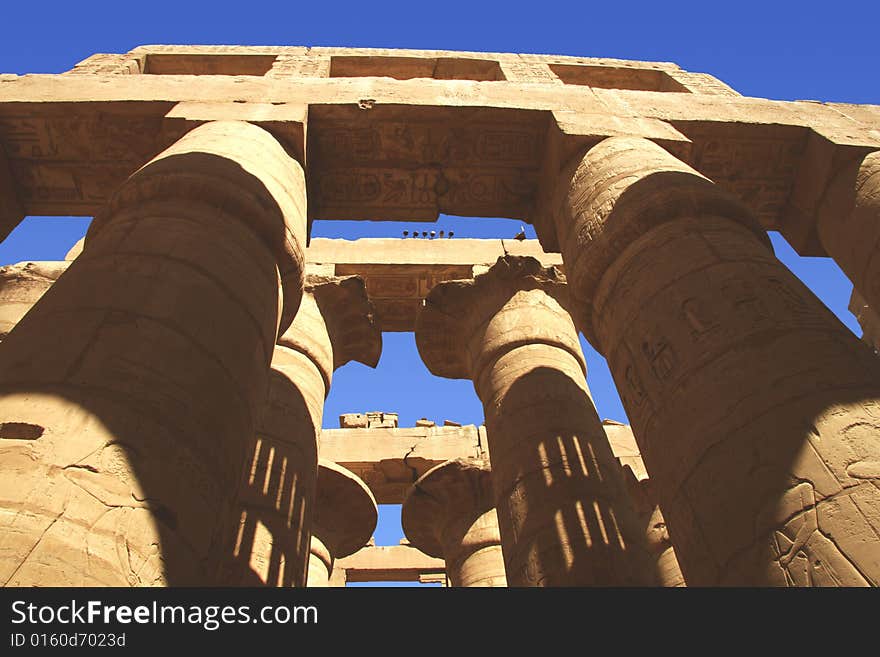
left=0, top=121, right=306, bottom=586
left=223, top=276, right=380, bottom=587
left=553, top=136, right=880, bottom=586
left=416, top=256, right=656, bottom=586
left=402, top=458, right=507, bottom=587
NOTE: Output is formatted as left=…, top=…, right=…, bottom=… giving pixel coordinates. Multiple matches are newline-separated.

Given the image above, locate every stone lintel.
left=334, top=545, right=445, bottom=582
left=164, top=101, right=307, bottom=165
left=319, top=424, right=487, bottom=504
left=2, top=64, right=878, bottom=239
left=310, top=238, right=563, bottom=332
left=2, top=239, right=564, bottom=334
left=320, top=420, right=646, bottom=507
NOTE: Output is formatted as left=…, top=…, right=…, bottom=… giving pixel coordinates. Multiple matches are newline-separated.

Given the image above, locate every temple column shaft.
left=554, top=136, right=880, bottom=586
left=224, top=277, right=380, bottom=587
left=443, top=509, right=505, bottom=587
left=416, top=257, right=655, bottom=586
left=818, top=151, right=880, bottom=312
left=0, top=121, right=307, bottom=586
left=307, top=536, right=334, bottom=588
left=402, top=458, right=507, bottom=587
left=646, top=507, right=686, bottom=587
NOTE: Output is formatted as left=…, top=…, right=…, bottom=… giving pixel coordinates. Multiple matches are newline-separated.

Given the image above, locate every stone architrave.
left=416, top=256, right=656, bottom=586
left=0, top=143, right=23, bottom=243
left=402, top=457, right=507, bottom=587
left=553, top=135, right=880, bottom=586
left=307, top=460, right=378, bottom=587
left=0, top=121, right=307, bottom=586
left=818, top=151, right=880, bottom=314
left=224, top=275, right=380, bottom=587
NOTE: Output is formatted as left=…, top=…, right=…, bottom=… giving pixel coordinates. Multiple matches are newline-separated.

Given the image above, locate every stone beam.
left=2, top=53, right=878, bottom=246
left=307, top=238, right=563, bottom=330
left=318, top=424, right=487, bottom=504
left=334, top=544, right=445, bottom=583
left=5, top=238, right=561, bottom=332
left=319, top=421, right=647, bottom=506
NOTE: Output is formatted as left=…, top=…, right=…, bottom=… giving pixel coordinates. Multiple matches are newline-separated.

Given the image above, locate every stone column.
left=620, top=468, right=686, bottom=587
left=848, top=288, right=880, bottom=353
left=416, top=256, right=655, bottom=586
left=607, top=420, right=686, bottom=586
left=402, top=458, right=507, bottom=587
left=307, top=459, right=377, bottom=587
left=224, top=276, right=380, bottom=587
left=553, top=136, right=880, bottom=586
left=0, top=121, right=307, bottom=586
left=817, top=150, right=880, bottom=313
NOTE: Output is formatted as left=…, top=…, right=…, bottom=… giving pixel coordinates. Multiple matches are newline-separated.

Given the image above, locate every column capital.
left=552, top=136, right=764, bottom=346
left=817, top=149, right=880, bottom=307
left=306, top=274, right=382, bottom=372
left=314, top=459, right=377, bottom=561
left=276, top=274, right=381, bottom=393
left=87, top=120, right=307, bottom=333
left=402, top=458, right=495, bottom=559
left=818, top=149, right=880, bottom=224
left=416, top=255, right=584, bottom=380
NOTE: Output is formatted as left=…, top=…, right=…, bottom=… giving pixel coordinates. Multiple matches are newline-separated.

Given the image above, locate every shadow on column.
left=219, top=369, right=318, bottom=587
left=494, top=365, right=653, bottom=586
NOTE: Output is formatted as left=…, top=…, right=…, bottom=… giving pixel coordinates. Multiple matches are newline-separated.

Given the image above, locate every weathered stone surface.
left=319, top=423, right=487, bottom=504
left=307, top=460, right=377, bottom=587
left=64, top=238, right=84, bottom=261
left=818, top=151, right=880, bottom=314
left=335, top=544, right=445, bottom=583
left=3, top=45, right=878, bottom=256
left=0, top=121, right=306, bottom=586
left=3, top=45, right=880, bottom=588
left=416, top=256, right=656, bottom=586
left=0, top=261, right=68, bottom=339
left=402, top=457, right=506, bottom=587
left=849, top=288, right=880, bottom=353
left=553, top=135, right=880, bottom=586
left=610, top=424, right=686, bottom=587
left=222, top=276, right=380, bottom=587
left=0, top=143, right=23, bottom=242
left=309, top=237, right=562, bottom=331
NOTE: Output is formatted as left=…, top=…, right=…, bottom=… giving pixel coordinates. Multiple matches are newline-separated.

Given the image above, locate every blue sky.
left=1, top=0, right=876, bottom=585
